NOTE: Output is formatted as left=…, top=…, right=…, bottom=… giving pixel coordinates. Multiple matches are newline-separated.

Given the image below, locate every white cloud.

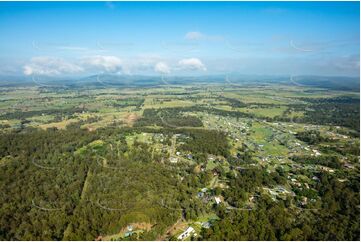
left=178, top=58, right=206, bottom=71
left=184, top=31, right=204, bottom=40
left=118, top=54, right=162, bottom=75
left=23, top=55, right=124, bottom=76
left=23, top=55, right=210, bottom=76
left=23, top=56, right=83, bottom=76
left=81, top=55, right=123, bottom=73
left=184, top=31, right=223, bottom=42
left=154, top=62, right=170, bottom=74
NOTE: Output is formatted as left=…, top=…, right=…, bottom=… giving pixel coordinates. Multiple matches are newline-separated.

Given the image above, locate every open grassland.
left=238, top=106, right=288, bottom=118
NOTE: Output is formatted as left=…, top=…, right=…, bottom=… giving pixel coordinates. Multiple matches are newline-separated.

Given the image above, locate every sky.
left=0, top=1, right=359, bottom=77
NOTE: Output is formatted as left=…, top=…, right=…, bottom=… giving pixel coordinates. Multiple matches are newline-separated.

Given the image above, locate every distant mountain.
left=291, top=75, right=360, bottom=91
left=0, top=74, right=358, bottom=91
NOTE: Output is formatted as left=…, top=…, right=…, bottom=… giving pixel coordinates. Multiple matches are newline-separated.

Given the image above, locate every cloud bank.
left=178, top=58, right=207, bottom=71
left=23, top=55, right=207, bottom=76
left=154, top=62, right=170, bottom=74
left=23, top=57, right=83, bottom=76
left=81, top=55, right=123, bottom=73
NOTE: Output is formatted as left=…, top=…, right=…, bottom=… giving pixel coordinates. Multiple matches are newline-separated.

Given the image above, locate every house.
left=344, top=163, right=354, bottom=169
left=312, top=176, right=320, bottom=182
left=202, top=222, right=211, bottom=229
left=201, top=187, right=208, bottom=193
left=208, top=155, right=215, bottom=161
left=124, top=232, right=133, bottom=237
left=248, top=196, right=255, bottom=203
left=320, top=166, right=334, bottom=173
left=275, top=186, right=290, bottom=194
left=177, top=227, right=195, bottom=240
left=300, top=196, right=308, bottom=206
left=169, top=157, right=178, bottom=163
left=313, top=149, right=321, bottom=156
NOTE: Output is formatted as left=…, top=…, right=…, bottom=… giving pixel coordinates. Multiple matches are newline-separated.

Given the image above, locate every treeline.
left=320, top=140, right=360, bottom=156
left=0, top=107, right=86, bottom=120
left=216, top=96, right=247, bottom=108
left=291, top=155, right=343, bottom=169
left=299, top=96, right=360, bottom=104
left=111, top=98, right=145, bottom=109
left=179, top=129, right=230, bottom=159
left=295, top=130, right=328, bottom=145
left=140, top=106, right=256, bottom=119
left=135, top=108, right=203, bottom=128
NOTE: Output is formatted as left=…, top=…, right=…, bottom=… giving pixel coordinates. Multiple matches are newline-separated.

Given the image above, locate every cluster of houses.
left=311, top=149, right=321, bottom=156
left=169, top=156, right=178, bottom=163
left=197, top=187, right=222, bottom=205
left=169, top=151, right=194, bottom=164
left=204, top=115, right=250, bottom=138
left=288, top=174, right=311, bottom=189
left=152, top=133, right=165, bottom=143
left=263, top=186, right=294, bottom=201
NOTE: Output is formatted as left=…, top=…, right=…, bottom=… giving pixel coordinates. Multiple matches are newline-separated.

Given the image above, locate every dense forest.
left=135, top=108, right=203, bottom=128
left=0, top=122, right=359, bottom=240
left=0, top=125, right=225, bottom=240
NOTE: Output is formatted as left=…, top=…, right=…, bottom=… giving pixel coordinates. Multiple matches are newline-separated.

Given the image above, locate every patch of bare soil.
left=157, top=219, right=187, bottom=240
left=124, top=113, right=140, bottom=126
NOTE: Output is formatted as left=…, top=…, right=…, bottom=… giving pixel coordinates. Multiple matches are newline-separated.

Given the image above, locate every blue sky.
left=0, top=1, right=359, bottom=76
